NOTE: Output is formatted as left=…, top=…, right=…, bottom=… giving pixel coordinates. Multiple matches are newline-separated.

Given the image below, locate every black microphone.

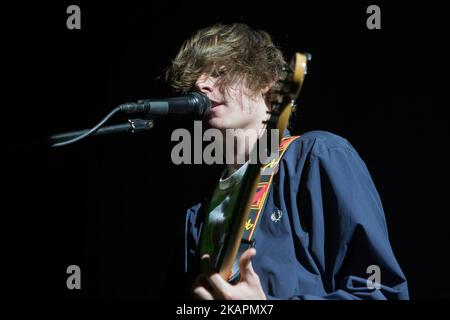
left=119, top=92, right=210, bottom=118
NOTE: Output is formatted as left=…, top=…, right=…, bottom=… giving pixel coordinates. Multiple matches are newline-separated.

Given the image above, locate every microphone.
left=119, top=92, right=211, bottom=118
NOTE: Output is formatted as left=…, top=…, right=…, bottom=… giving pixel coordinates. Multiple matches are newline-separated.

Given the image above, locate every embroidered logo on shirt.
left=271, top=209, right=283, bottom=223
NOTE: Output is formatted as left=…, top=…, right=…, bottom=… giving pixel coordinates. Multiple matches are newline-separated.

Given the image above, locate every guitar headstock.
left=266, top=52, right=310, bottom=136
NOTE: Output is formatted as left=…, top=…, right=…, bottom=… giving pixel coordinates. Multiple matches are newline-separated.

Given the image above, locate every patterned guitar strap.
left=227, top=135, right=301, bottom=283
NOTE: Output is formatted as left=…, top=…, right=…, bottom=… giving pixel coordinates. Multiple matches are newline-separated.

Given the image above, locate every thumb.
left=238, top=248, right=257, bottom=281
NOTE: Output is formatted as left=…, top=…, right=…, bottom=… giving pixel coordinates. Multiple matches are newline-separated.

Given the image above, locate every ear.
left=261, top=78, right=277, bottom=96
left=261, top=84, right=271, bottom=95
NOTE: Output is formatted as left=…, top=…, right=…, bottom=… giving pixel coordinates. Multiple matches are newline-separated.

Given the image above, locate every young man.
left=166, top=23, right=409, bottom=300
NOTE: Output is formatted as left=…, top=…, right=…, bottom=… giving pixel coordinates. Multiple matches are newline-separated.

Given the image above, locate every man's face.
left=195, top=73, right=268, bottom=131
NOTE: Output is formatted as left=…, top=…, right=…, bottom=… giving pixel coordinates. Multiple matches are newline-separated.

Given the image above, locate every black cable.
left=51, top=106, right=121, bottom=147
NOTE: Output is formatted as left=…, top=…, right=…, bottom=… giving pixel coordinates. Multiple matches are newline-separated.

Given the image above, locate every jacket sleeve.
left=289, top=139, right=409, bottom=300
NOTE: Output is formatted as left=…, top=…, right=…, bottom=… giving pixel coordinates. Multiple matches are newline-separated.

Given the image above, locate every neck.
left=224, top=107, right=268, bottom=178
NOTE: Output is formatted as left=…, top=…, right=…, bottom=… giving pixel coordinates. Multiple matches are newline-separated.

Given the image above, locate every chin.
left=204, top=115, right=249, bottom=131
left=205, top=117, right=227, bottom=130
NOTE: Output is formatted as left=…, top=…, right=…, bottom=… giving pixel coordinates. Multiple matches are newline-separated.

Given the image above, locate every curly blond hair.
left=165, top=23, right=286, bottom=97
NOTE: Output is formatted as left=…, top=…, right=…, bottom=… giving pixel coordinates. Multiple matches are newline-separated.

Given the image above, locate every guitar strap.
left=228, top=135, right=301, bottom=282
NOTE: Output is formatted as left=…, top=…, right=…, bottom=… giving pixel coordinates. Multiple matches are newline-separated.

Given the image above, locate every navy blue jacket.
left=185, top=131, right=409, bottom=299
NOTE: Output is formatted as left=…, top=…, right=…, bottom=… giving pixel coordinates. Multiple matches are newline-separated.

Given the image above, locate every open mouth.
left=204, top=104, right=222, bottom=120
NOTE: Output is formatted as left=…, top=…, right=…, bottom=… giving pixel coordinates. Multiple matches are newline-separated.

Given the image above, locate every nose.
left=195, top=73, right=216, bottom=95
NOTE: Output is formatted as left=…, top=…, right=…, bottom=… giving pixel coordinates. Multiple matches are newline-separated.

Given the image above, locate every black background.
left=1, top=1, right=449, bottom=299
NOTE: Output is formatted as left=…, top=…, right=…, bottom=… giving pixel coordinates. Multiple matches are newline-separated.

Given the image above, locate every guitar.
left=208, top=52, right=310, bottom=282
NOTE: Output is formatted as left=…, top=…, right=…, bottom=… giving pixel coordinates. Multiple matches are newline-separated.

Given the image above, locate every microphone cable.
left=51, top=106, right=121, bottom=148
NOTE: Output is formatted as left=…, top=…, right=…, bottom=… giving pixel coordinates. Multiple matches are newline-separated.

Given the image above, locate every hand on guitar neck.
left=192, top=248, right=266, bottom=300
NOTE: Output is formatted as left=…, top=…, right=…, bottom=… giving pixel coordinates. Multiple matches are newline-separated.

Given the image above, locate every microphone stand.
left=49, top=118, right=154, bottom=146
left=46, top=93, right=209, bottom=148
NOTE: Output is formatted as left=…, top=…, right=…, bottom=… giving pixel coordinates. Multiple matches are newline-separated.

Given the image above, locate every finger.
left=192, top=285, right=214, bottom=300
left=201, top=254, right=214, bottom=274
left=207, top=273, right=233, bottom=300
left=239, top=248, right=257, bottom=281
